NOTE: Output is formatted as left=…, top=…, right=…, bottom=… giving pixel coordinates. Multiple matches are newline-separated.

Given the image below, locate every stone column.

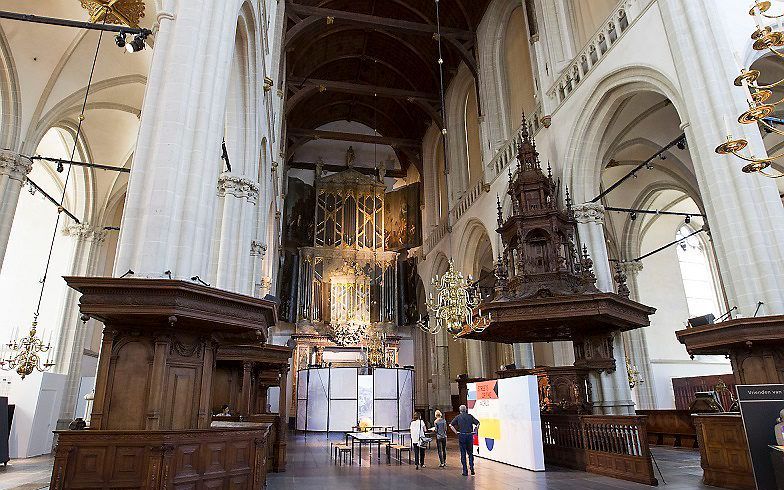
left=573, top=203, right=635, bottom=414
left=213, top=173, right=260, bottom=295
left=114, top=0, right=244, bottom=279
left=513, top=343, right=535, bottom=369
left=432, top=329, right=452, bottom=410
left=659, top=1, right=784, bottom=316
left=466, top=340, right=486, bottom=377
left=0, top=150, right=32, bottom=273
left=55, top=224, right=108, bottom=426
left=619, top=261, right=657, bottom=409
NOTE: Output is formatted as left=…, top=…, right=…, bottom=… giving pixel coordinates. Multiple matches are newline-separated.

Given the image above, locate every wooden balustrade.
left=541, top=414, right=658, bottom=486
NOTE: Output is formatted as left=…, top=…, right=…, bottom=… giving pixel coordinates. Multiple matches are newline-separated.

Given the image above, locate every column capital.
left=572, top=202, right=605, bottom=224
left=0, top=150, right=33, bottom=182
left=217, top=173, right=260, bottom=204
left=619, top=261, right=643, bottom=275
left=62, top=223, right=108, bottom=243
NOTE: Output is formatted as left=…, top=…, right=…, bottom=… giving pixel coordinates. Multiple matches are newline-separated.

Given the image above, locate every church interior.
left=0, top=0, right=783, bottom=489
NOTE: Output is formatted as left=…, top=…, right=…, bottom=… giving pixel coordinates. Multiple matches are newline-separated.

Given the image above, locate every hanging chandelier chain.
left=3, top=13, right=109, bottom=380
left=34, top=13, right=108, bottom=320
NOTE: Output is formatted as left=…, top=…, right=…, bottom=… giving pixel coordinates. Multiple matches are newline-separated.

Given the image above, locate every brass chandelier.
left=715, top=0, right=784, bottom=178
left=1, top=320, right=54, bottom=379
left=418, top=259, right=489, bottom=337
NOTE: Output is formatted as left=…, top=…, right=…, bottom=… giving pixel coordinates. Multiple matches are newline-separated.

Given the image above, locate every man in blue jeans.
left=449, top=404, right=480, bottom=476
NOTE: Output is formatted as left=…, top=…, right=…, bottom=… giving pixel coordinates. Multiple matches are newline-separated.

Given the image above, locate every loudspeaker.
left=688, top=313, right=715, bottom=328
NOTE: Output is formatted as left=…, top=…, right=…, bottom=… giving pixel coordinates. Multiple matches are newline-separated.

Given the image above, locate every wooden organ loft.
left=290, top=164, right=401, bottom=376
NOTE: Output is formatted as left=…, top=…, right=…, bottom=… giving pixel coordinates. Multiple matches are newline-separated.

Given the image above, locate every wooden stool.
left=388, top=444, right=411, bottom=465
left=334, top=444, right=353, bottom=465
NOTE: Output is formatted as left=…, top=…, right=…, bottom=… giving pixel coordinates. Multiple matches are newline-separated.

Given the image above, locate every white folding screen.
left=297, top=367, right=415, bottom=431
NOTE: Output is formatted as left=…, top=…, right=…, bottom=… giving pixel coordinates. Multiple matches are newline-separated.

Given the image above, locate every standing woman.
left=410, top=412, right=427, bottom=469
left=431, top=410, right=448, bottom=467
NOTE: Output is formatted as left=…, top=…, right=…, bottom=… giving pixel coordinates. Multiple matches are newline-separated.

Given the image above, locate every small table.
left=346, top=432, right=391, bottom=466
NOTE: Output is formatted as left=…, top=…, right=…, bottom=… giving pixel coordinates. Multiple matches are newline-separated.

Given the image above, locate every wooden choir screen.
left=672, top=374, right=736, bottom=411
left=541, top=414, right=658, bottom=486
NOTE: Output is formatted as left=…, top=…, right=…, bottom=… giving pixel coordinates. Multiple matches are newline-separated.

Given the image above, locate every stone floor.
left=0, top=455, right=52, bottom=490
left=268, top=433, right=713, bottom=490
left=0, top=434, right=712, bottom=490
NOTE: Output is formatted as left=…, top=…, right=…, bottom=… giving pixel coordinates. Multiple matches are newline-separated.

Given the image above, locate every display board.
left=467, top=375, right=545, bottom=471
left=297, top=367, right=414, bottom=432
left=737, top=384, right=784, bottom=490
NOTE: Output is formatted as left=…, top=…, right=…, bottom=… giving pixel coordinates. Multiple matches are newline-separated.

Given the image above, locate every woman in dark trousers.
left=450, top=405, right=480, bottom=476
left=431, top=410, right=448, bottom=467
left=409, top=412, right=428, bottom=469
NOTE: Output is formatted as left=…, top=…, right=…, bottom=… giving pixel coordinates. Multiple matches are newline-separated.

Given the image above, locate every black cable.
left=591, top=133, right=686, bottom=203
left=632, top=228, right=704, bottom=263
left=33, top=13, right=108, bottom=322
left=605, top=206, right=705, bottom=218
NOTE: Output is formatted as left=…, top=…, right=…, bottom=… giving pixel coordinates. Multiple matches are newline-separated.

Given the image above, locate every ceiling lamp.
left=715, top=1, right=784, bottom=178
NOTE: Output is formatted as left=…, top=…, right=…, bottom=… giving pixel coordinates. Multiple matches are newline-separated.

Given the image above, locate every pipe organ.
left=295, top=168, right=398, bottom=345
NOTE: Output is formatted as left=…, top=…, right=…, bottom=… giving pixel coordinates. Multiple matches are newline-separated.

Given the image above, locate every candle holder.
left=1, top=321, right=54, bottom=379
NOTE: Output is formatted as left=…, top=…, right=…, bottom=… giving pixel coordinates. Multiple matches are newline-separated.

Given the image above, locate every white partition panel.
left=357, top=374, right=374, bottom=423
left=306, top=368, right=330, bottom=431
left=329, top=399, right=358, bottom=432
left=373, top=368, right=398, bottom=399
left=297, top=368, right=415, bottom=431
left=329, top=368, right=358, bottom=399
left=373, top=399, right=398, bottom=428
left=296, top=399, right=307, bottom=431
left=397, top=369, right=414, bottom=429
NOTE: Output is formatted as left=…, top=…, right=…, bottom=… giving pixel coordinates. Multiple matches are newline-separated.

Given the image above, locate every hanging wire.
left=32, top=14, right=109, bottom=325
left=433, top=0, right=455, bottom=254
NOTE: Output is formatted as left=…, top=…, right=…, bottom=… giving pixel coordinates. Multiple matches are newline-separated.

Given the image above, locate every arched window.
left=675, top=226, right=720, bottom=317
left=504, top=7, right=537, bottom=130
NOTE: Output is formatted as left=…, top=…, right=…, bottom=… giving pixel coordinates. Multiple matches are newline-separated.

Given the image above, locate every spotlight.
left=685, top=215, right=691, bottom=224
left=126, top=32, right=148, bottom=53
left=56, top=162, right=64, bottom=173
left=659, top=153, right=667, bottom=160
left=630, top=212, right=637, bottom=221
left=676, top=139, right=686, bottom=150
left=115, top=31, right=127, bottom=48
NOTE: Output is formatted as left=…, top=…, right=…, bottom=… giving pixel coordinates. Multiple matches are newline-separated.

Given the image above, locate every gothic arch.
left=564, top=65, right=688, bottom=203
left=444, top=64, right=479, bottom=197
left=0, top=23, right=21, bottom=150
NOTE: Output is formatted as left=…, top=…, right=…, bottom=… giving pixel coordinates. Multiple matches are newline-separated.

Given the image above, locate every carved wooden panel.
left=52, top=426, right=269, bottom=490
left=106, top=340, right=152, bottom=430
left=693, top=414, right=754, bottom=490
left=165, top=367, right=199, bottom=429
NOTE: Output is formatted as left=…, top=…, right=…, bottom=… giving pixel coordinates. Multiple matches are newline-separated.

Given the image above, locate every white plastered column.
left=0, top=150, right=32, bottom=273
left=659, top=0, right=784, bottom=316
left=513, top=343, right=535, bottom=369
left=573, top=202, right=635, bottom=415
left=114, top=0, right=244, bottom=279
left=55, top=224, right=107, bottom=424
left=212, top=173, right=260, bottom=295
left=619, top=261, right=656, bottom=410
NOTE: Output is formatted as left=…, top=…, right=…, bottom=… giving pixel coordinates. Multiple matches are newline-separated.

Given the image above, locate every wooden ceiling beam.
left=287, top=128, right=421, bottom=148
left=286, top=1, right=474, bottom=46
left=288, top=161, right=407, bottom=178
left=287, top=77, right=439, bottom=103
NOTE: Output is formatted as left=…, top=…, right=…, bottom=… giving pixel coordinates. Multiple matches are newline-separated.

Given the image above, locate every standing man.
left=450, top=405, right=480, bottom=476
